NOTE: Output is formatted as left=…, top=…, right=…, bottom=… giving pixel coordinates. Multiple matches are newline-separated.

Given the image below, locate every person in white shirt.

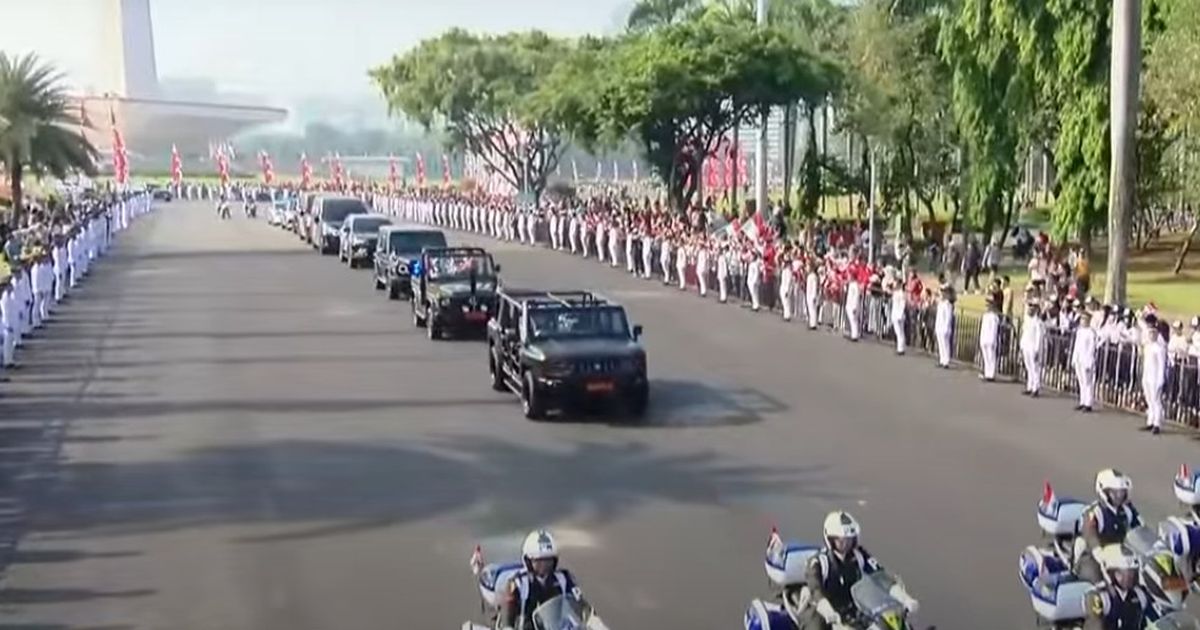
left=596, top=218, right=607, bottom=264
left=675, top=240, right=689, bottom=291
left=695, top=240, right=710, bottom=298
left=779, top=252, right=796, bottom=322
left=1168, top=321, right=1191, bottom=358
left=716, top=243, right=730, bottom=303
left=845, top=267, right=863, bottom=341
left=888, top=276, right=907, bottom=354
left=1189, top=317, right=1200, bottom=358
left=641, top=232, right=655, bottom=280
left=659, top=236, right=673, bottom=285
left=0, top=278, right=17, bottom=370
left=1141, top=320, right=1168, bottom=435
left=1071, top=312, right=1099, bottom=413
left=746, top=251, right=763, bottom=312
left=608, top=222, right=621, bottom=267
left=805, top=261, right=821, bottom=330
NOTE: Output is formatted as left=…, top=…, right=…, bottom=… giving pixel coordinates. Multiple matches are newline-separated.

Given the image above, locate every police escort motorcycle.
left=745, top=523, right=927, bottom=630
left=1021, top=481, right=1191, bottom=628
left=461, top=540, right=609, bottom=630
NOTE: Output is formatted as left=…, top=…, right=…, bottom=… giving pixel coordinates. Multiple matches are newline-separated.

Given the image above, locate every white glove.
left=889, top=583, right=919, bottom=615
left=816, top=599, right=842, bottom=625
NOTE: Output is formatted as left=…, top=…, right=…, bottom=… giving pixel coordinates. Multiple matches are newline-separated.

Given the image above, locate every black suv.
left=373, top=225, right=449, bottom=299
left=487, top=289, right=649, bottom=420
left=410, top=247, right=501, bottom=339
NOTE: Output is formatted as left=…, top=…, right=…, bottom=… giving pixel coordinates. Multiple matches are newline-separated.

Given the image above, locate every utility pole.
left=754, top=0, right=769, bottom=217
left=868, top=145, right=878, bottom=266
left=1105, top=0, right=1141, bottom=304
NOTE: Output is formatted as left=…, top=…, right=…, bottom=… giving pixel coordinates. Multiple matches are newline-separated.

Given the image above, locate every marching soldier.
left=695, top=238, right=710, bottom=298
left=746, top=248, right=763, bottom=312
left=716, top=240, right=730, bottom=303
left=845, top=258, right=863, bottom=341
left=1140, top=318, right=1167, bottom=435
left=779, top=248, right=796, bottom=322
left=641, top=227, right=655, bottom=280
left=675, top=236, right=690, bottom=290
left=1020, top=303, right=1045, bottom=397
left=805, top=259, right=821, bottom=330
left=596, top=216, right=608, bottom=264
left=608, top=219, right=621, bottom=267
left=889, top=273, right=907, bottom=354
left=0, top=275, right=17, bottom=371
left=659, top=231, right=673, bottom=285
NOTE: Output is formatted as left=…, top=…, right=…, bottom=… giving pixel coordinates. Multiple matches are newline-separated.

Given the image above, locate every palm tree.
left=0, top=53, right=97, bottom=221
left=626, top=0, right=702, bottom=31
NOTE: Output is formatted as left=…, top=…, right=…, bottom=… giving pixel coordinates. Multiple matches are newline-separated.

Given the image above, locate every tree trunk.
left=1104, top=0, right=1142, bottom=304
left=1174, top=213, right=1199, bottom=275
left=9, top=160, right=23, bottom=225
left=998, top=189, right=1017, bottom=250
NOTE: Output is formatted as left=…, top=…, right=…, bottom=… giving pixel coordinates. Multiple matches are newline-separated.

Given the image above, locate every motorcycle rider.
left=499, top=529, right=588, bottom=630
left=800, top=511, right=887, bottom=629
left=1077, top=469, right=1143, bottom=583
left=1083, top=545, right=1152, bottom=630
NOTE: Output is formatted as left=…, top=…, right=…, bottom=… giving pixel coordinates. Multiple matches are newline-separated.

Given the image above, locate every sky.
left=0, top=0, right=634, bottom=102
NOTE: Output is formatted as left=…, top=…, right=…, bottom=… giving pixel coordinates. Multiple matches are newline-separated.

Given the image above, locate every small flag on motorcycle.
left=470, top=545, right=484, bottom=575
left=1179, top=464, right=1191, bottom=483
left=1040, top=480, right=1056, bottom=509
left=767, top=526, right=782, bottom=552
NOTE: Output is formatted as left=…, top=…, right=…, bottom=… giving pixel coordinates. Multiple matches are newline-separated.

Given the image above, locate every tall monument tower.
left=101, top=0, right=160, bottom=97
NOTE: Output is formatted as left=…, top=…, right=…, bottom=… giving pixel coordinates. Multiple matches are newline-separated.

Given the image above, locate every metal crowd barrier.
left=387, top=199, right=1200, bottom=429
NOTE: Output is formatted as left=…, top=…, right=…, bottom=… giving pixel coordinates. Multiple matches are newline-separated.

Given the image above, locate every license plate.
left=1163, top=576, right=1187, bottom=591
left=586, top=381, right=615, bottom=393
left=465, top=311, right=488, bottom=321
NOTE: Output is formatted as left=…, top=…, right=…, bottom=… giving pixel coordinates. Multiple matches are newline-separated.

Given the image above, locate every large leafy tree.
left=371, top=30, right=569, bottom=200
left=0, top=53, right=97, bottom=219
left=556, top=14, right=838, bottom=210
left=626, top=0, right=702, bottom=31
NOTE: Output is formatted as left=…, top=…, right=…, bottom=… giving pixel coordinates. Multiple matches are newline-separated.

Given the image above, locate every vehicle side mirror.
left=494, top=263, right=502, bottom=273
left=633, top=324, right=644, bottom=339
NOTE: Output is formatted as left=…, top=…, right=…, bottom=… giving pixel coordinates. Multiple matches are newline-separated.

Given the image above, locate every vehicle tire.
left=412, top=302, right=427, bottom=328
left=489, top=349, right=507, bottom=392
left=628, top=385, right=650, bottom=419
left=427, top=318, right=441, bottom=340
left=387, top=283, right=400, bottom=300
left=348, top=257, right=357, bottom=269
left=522, top=372, right=545, bottom=420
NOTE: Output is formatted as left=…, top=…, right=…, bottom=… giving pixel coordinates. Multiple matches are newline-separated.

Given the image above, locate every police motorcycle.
left=745, top=525, right=925, bottom=630
left=216, top=197, right=231, bottom=220
left=1020, top=481, right=1194, bottom=628
left=1159, top=466, right=1200, bottom=610
left=243, top=193, right=257, bottom=219
left=461, top=542, right=609, bottom=630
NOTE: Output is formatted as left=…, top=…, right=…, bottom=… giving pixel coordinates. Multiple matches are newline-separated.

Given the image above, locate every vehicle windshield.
left=528, top=306, right=630, bottom=340
left=390, top=231, right=447, bottom=253
left=351, top=218, right=390, bottom=234
left=530, top=595, right=587, bottom=630
left=320, top=199, right=368, bottom=222
left=426, top=253, right=495, bottom=281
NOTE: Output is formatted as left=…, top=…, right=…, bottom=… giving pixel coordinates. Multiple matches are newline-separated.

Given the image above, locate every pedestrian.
left=845, top=260, right=862, bottom=341
left=1020, top=303, right=1045, bottom=397
left=676, top=238, right=689, bottom=290
left=934, top=285, right=955, bottom=368
left=696, top=239, right=710, bottom=298
left=805, top=260, right=820, bottom=330
left=1071, top=312, right=1099, bottom=413
left=746, top=250, right=763, bottom=312
left=779, top=250, right=796, bottom=322
left=659, top=233, right=673, bottom=285
left=978, top=297, right=1001, bottom=381
left=717, top=242, right=730, bottom=303
left=1141, top=318, right=1167, bottom=435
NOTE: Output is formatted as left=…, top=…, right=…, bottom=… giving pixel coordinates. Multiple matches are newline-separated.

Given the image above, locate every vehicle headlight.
left=323, top=225, right=337, bottom=235
left=439, top=297, right=451, bottom=307
left=395, top=262, right=410, bottom=275
left=544, top=361, right=573, bottom=378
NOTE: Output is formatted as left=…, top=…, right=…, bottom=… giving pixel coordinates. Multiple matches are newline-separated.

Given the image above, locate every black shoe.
left=1152, top=426, right=1161, bottom=435
left=1030, top=391, right=1040, bottom=398
left=1138, top=425, right=1153, bottom=431
left=1080, top=406, right=1093, bottom=413
left=1021, top=390, right=1031, bottom=396
left=1074, top=405, right=1084, bottom=411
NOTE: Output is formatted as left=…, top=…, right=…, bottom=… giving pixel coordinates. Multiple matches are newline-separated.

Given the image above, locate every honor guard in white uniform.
left=0, top=277, right=16, bottom=370
left=845, top=266, right=862, bottom=341
left=675, top=239, right=690, bottom=290
left=549, top=210, right=561, bottom=250
left=641, top=231, right=655, bottom=280
left=746, top=250, right=763, bottom=312
left=978, top=298, right=1001, bottom=381
left=889, top=277, right=907, bottom=354
left=934, top=286, right=955, bottom=368
left=595, top=218, right=607, bottom=263
left=625, top=222, right=638, bottom=274
left=659, top=235, right=673, bottom=285
left=805, top=261, right=820, bottom=330
left=716, top=242, right=730, bottom=303
left=1071, top=312, right=1099, bottom=412
left=608, top=221, right=621, bottom=267
left=1141, top=320, right=1167, bottom=434
left=1020, top=303, right=1045, bottom=397
left=569, top=214, right=581, bottom=254
left=778, top=252, right=796, bottom=321
left=695, top=240, right=710, bottom=297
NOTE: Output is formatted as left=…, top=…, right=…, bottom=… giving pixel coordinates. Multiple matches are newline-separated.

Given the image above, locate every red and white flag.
left=300, top=152, right=313, bottom=189
left=216, top=147, right=230, bottom=186
left=170, top=144, right=182, bottom=186
left=109, top=108, right=129, bottom=185
left=259, top=151, right=275, bottom=185
left=416, top=152, right=426, bottom=187
left=442, top=153, right=451, bottom=188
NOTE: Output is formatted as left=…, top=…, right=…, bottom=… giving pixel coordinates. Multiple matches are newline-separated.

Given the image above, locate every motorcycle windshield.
left=530, top=595, right=587, bottom=630
left=851, top=574, right=907, bottom=627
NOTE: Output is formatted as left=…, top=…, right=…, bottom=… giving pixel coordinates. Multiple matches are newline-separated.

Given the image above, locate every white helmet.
left=522, top=529, right=559, bottom=564
left=1096, top=469, right=1133, bottom=510
left=823, top=511, right=861, bottom=556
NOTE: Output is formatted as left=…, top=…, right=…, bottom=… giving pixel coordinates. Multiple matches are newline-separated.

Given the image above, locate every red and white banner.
left=170, top=144, right=182, bottom=186
left=259, top=151, right=275, bottom=185
left=109, top=108, right=128, bottom=185
left=300, top=152, right=313, bottom=189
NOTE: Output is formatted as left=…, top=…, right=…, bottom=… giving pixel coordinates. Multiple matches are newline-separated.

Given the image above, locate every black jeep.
left=373, top=225, right=449, bottom=300
left=487, top=289, right=649, bottom=420
left=409, top=247, right=501, bottom=339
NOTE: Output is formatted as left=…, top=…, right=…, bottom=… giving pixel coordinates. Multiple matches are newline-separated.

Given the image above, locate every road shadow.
left=46, top=329, right=400, bottom=342
left=0, top=588, right=154, bottom=605
left=9, top=437, right=825, bottom=544
left=540, top=379, right=785, bottom=428
left=7, top=549, right=142, bottom=565
left=0, top=625, right=137, bottom=630
left=135, top=249, right=313, bottom=262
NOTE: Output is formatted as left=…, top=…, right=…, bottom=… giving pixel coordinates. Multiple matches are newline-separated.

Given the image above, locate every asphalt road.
left=0, top=200, right=1195, bottom=630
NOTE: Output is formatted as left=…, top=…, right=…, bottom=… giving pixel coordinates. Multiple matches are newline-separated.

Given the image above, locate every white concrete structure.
left=78, top=0, right=285, bottom=160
